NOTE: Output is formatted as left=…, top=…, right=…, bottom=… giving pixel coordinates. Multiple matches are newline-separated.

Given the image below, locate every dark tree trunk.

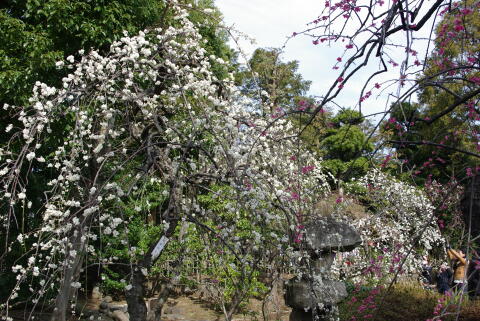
left=146, top=282, right=173, bottom=321
left=126, top=216, right=179, bottom=321
left=462, top=175, right=480, bottom=248
left=50, top=226, right=86, bottom=321
left=126, top=266, right=149, bottom=321
left=226, top=291, right=243, bottom=321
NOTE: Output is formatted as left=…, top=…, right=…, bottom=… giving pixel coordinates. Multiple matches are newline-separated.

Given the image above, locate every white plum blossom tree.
left=333, top=169, right=445, bottom=283
left=0, top=3, right=331, bottom=321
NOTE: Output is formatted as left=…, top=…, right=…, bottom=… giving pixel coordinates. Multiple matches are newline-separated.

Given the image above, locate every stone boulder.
left=284, top=278, right=348, bottom=309
left=285, top=216, right=361, bottom=321
left=110, top=310, right=129, bottom=321
left=303, top=217, right=362, bottom=253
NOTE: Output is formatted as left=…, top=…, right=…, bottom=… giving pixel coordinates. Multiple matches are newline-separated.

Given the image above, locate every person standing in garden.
left=436, top=263, right=452, bottom=295
left=421, top=256, right=433, bottom=286
left=447, top=247, right=468, bottom=293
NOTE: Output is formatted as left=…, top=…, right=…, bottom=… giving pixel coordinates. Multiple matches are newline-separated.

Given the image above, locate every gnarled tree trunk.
left=126, top=266, right=149, bottom=321
left=50, top=225, right=86, bottom=321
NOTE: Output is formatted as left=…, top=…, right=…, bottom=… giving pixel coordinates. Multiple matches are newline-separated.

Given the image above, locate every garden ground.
left=6, top=281, right=480, bottom=320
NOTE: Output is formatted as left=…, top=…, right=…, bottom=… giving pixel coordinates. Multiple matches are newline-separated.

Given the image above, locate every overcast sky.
left=214, top=1, right=433, bottom=119
left=215, top=0, right=344, bottom=103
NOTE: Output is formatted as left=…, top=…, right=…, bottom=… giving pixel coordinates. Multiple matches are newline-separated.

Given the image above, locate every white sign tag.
left=151, top=236, right=169, bottom=262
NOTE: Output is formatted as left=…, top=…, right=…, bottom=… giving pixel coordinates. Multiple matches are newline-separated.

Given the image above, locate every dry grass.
left=338, top=282, right=480, bottom=321
left=315, top=192, right=369, bottom=220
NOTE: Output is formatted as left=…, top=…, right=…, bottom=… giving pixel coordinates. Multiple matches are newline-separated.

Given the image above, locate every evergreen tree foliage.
left=236, top=48, right=311, bottom=113
left=321, top=109, right=374, bottom=181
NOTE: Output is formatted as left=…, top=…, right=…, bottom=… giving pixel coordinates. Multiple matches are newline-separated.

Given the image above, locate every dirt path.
left=7, top=278, right=292, bottom=321
left=161, top=295, right=290, bottom=321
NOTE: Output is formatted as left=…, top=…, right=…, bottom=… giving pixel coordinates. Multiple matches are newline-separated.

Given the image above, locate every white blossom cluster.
left=0, top=3, right=331, bottom=315
left=333, top=169, right=445, bottom=283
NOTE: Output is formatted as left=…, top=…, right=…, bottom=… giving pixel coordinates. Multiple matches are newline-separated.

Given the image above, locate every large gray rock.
left=284, top=278, right=348, bottom=309
left=285, top=217, right=360, bottom=321
left=108, top=303, right=128, bottom=312
left=111, top=310, right=129, bottom=321
left=303, top=217, right=362, bottom=253
left=289, top=308, right=331, bottom=321
left=310, top=252, right=336, bottom=274
left=289, top=309, right=313, bottom=321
